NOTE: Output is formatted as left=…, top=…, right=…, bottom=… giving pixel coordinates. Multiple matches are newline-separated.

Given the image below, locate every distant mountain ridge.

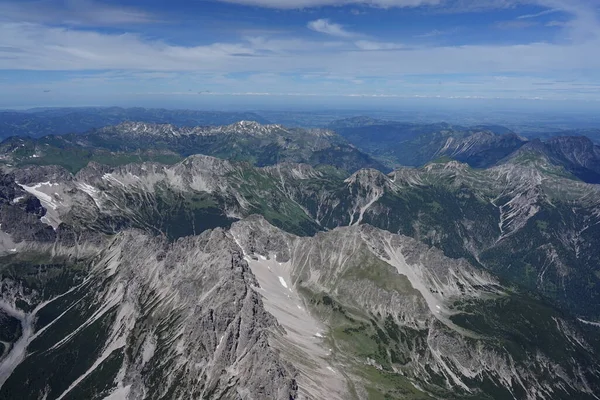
left=98, top=120, right=336, bottom=138
left=0, top=107, right=271, bottom=140
left=2, top=111, right=600, bottom=182
left=328, top=117, right=600, bottom=183
left=521, top=128, right=600, bottom=144
left=328, top=117, right=527, bottom=167
left=0, top=120, right=386, bottom=174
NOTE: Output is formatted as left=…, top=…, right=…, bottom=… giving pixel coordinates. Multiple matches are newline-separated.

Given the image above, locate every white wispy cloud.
left=537, top=0, right=600, bottom=40
left=546, top=20, right=568, bottom=26
left=494, top=20, right=538, bottom=29
left=218, top=0, right=442, bottom=9
left=307, top=19, right=357, bottom=37
left=0, top=0, right=598, bottom=75
left=416, top=29, right=445, bottom=37
left=1, top=21, right=599, bottom=75
left=9, top=71, right=600, bottom=103
left=0, top=0, right=153, bottom=26
left=415, top=28, right=458, bottom=37
left=0, top=22, right=256, bottom=70
left=354, top=40, right=403, bottom=50
left=0, top=0, right=599, bottom=103
left=517, top=8, right=561, bottom=19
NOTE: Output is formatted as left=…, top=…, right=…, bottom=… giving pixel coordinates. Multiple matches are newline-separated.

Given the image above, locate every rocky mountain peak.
left=546, top=135, right=600, bottom=164
left=229, top=120, right=264, bottom=129
left=424, top=159, right=469, bottom=172
left=102, top=121, right=185, bottom=137
left=218, top=120, right=285, bottom=136
left=469, top=130, right=496, bottom=140
left=75, top=161, right=114, bottom=181
left=344, top=168, right=391, bottom=189
left=307, top=128, right=338, bottom=138
left=12, top=165, right=73, bottom=185
left=548, top=135, right=595, bottom=148
left=505, top=141, right=551, bottom=163
left=504, top=137, right=597, bottom=181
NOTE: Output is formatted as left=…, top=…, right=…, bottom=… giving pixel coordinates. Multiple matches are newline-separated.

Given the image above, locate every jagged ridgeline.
left=1, top=134, right=600, bottom=397
left=0, top=121, right=386, bottom=175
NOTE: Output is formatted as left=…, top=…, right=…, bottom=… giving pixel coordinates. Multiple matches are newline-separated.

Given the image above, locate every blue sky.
left=0, top=0, right=599, bottom=108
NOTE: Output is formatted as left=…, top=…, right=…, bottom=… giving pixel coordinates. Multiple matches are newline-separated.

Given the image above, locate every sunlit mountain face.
left=1, top=0, right=600, bottom=399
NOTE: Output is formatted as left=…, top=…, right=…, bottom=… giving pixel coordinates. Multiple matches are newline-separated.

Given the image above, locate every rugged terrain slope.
left=0, top=153, right=599, bottom=399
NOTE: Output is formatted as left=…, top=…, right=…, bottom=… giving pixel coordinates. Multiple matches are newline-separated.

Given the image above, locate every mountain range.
left=3, top=108, right=600, bottom=184
left=0, top=121, right=385, bottom=174
left=0, top=107, right=270, bottom=141
left=1, top=117, right=600, bottom=399
left=328, top=117, right=600, bottom=183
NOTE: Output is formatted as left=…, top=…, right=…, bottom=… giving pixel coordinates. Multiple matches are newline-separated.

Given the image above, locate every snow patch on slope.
left=364, top=232, right=498, bottom=334
left=278, top=276, right=289, bottom=289
left=236, top=240, right=348, bottom=400
left=18, top=182, right=63, bottom=229
left=18, top=182, right=60, bottom=210
left=76, top=182, right=103, bottom=208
